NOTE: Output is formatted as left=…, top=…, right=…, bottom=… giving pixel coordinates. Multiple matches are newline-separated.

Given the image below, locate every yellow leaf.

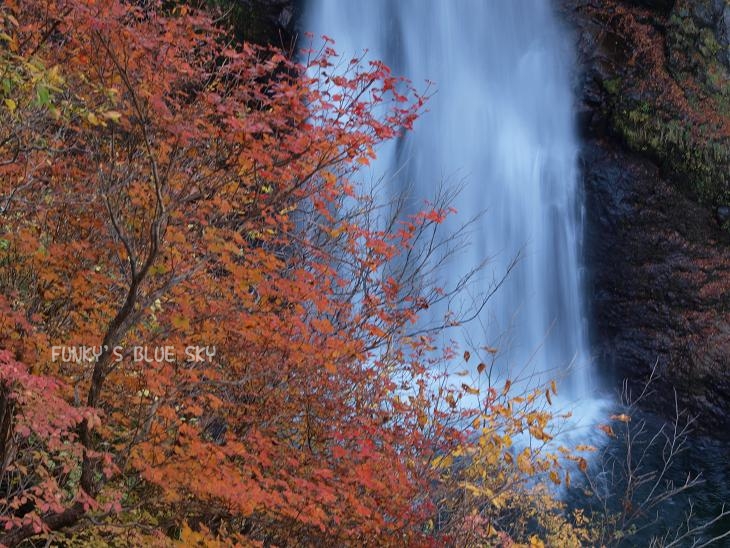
left=517, top=449, right=534, bottom=475
left=43, top=67, right=63, bottom=91
left=171, top=315, right=190, bottom=330
left=549, top=470, right=560, bottom=485
left=431, top=454, right=453, bottom=469
left=102, top=110, right=123, bottom=123
left=578, top=457, right=588, bottom=473
left=461, top=383, right=479, bottom=395
left=87, top=112, right=101, bottom=126
left=178, top=522, right=223, bottom=547
left=611, top=413, right=631, bottom=423
left=462, top=482, right=494, bottom=499
left=491, top=493, right=506, bottom=509
left=598, top=423, right=615, bottom=438
left=4, top=99, right=16, bottom=113
left=529, top=425, right=553, bottom=442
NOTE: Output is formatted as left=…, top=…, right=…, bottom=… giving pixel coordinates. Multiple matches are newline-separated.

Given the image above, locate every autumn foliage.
left=0, top=1, right=594, bottom=546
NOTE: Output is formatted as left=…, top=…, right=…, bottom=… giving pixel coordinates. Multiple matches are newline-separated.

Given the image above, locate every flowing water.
left=303, top=0, right=603, bottom=425
left=303, top=0, right=730, bottom=543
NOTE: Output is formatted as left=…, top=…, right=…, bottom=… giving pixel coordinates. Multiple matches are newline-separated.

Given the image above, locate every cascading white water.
left=304, top=1, right=601, bottom=423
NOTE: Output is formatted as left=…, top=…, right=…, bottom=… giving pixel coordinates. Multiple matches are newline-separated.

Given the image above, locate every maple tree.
left=0, top=1, right=653, bottom=546
left=0, top=0, right=467, bottom=544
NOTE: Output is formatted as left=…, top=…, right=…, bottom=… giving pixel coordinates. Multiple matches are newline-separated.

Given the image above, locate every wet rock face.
left=717, top=205, right=730, bottom=224
left=624, top=0, right=675, bottom=14
left=223, top=0, right=299, bottom=49
left=670, top=0, right=730, bottom=88
left=565, top=0, right=730, bottom=205
left=564, top=0, right=730, bottom=435
left=582, top=142, right=730, bottom=435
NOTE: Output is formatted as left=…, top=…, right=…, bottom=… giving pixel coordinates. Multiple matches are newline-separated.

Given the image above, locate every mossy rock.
left=609, top=92, right=730, bottom=205
left=588, top=0, right=730, bottom=209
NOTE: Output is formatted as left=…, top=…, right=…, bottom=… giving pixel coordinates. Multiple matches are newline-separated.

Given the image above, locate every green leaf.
left=36, top=85, right=50, bottom=106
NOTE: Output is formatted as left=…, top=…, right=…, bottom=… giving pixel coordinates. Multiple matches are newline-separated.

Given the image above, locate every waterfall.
left=303, top=1, right=601, bottom=423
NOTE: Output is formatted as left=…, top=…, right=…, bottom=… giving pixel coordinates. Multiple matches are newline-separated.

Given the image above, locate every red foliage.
left=0, top=351, right=104, bottom=535
left=0, top=0, right=466, bottom=545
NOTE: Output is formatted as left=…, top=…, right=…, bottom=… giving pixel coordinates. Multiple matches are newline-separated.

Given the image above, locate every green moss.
left=602, top=4, right=730, bottom=210
left=670, top=12, right=698, bottom=38
left=699, top=28, right=720, bottom=58
left=611, top=97, right=730, bottom=205
left=706, top=62, right=730, bottom=98
left=602, top=77, right=622, bottom=95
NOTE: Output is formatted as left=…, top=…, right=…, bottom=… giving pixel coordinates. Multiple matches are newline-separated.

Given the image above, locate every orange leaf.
left=598, top=424, right=616, bottom=437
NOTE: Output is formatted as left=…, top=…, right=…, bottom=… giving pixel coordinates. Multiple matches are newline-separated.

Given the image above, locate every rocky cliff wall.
left=565, top=0, right=730, bottom=434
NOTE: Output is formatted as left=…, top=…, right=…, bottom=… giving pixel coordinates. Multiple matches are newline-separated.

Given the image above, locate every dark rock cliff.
left=209, top=0, right=300, bottom=50
left=564, top=0, right=730, bottom=434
